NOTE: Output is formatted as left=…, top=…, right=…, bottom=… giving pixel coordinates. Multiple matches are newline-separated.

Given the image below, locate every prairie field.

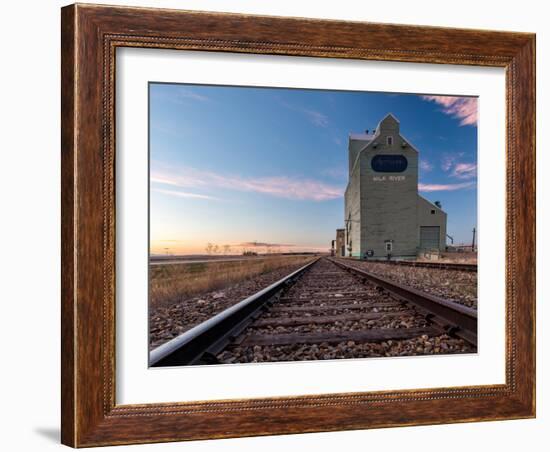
left=150, top=255, right=315, bottom=309
left=437, top=251, right=478, bottom=264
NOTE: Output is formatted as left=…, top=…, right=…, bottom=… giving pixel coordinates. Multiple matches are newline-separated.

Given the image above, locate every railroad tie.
left=252, top=310, right=416, bottom=327
left=240, top=326, right=442, bottom=347
left=269, top=301, right=404, bottom=314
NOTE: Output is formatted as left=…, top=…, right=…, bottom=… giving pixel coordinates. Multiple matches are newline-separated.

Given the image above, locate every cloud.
left=419, top=160, right=434, bottom=172
left=305, top=109, right=329, bottom=127
left=421, top=95, right=478, bottom=126
left=152, top=86, right=211, bottom=105
left=418, top=181, right=476, bottom=192
left=151, top=165, right=344, bottom=202
left=239, top=242, right=295, bottom=248
left=451, top=162, right=477, bottom=180
left=152, top=188, right=219, bottom=200
left=280, top=101, right=329, bottom=128
left=441, top=155, right=454, bottom=172
left=440, top=152, right=465, bottom=171
left=175, top=87, right=210, bottom=103
left=439, top=153, right=477, bottom=180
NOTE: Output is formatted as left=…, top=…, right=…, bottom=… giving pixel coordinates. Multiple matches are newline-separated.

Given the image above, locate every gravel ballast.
left=341, top=260, right=478, bottom=309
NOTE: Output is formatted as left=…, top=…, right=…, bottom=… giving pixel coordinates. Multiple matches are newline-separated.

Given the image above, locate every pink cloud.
left=439, top=153, right=477, bottom=180
left=239, top=242, right=294, bottom=247
left=419, top=160, right=433, bottom=172
left=451, top=163, right=477, bottom=180
left=152, top=188, right=219, bottom=200
left=421, top=95, right=478, bottom=126
left=151, top=165, right=344, bottom=202
left=419, top=181, right=476, bottom=192
left=441, top=154, right=458, bottom=171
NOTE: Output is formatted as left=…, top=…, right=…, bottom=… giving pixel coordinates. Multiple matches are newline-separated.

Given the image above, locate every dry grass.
left=150, top=255, right=314, bottom=309
left=438, top=252, right=478, bottom=264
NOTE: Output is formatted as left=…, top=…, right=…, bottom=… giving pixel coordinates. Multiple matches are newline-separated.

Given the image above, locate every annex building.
left=341, top=114, right=447, bottom=259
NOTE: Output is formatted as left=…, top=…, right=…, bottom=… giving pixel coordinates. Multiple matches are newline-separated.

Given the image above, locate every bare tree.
left=212, top=244, right=219, bottom=254
left=205, top=243, right=214, bottom=255
left=223, top=244, right=231, bottom=255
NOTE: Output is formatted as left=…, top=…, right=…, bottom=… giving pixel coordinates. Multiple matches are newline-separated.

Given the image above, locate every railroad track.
left=379, top=260, right=477, bottom=272
left=150, top=257, right=477, bottom=367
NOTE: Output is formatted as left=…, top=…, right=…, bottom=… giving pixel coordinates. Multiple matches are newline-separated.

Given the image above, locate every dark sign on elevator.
left=371, top=154, right=408, bottom=173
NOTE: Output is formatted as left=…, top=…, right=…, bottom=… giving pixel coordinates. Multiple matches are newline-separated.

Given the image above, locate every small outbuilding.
left=335, top=228, right=346, bottom=257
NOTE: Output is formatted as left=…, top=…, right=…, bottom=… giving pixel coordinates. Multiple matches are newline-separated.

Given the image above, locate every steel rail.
left=149, top=257, right=319, bottom=367
left=380, top=260, right=477, bottom=272
left=329, top=258, right=477, bottom=346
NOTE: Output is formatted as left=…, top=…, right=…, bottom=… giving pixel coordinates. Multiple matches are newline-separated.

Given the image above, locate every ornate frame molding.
left=61, top=4, right=535, bottom=447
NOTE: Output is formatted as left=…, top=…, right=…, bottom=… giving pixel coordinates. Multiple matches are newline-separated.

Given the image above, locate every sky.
left=149, top=83, right=478, bottom=255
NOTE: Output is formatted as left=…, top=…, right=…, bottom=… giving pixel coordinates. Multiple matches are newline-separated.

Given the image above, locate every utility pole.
left=471, top=227, right=476, bottom=252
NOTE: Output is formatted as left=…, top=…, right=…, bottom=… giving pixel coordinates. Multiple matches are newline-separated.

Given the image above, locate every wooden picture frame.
left=61, top=3, right=535, bottom=447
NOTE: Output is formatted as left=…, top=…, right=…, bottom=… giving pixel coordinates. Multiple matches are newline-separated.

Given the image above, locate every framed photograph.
left=61, top=3, right=535, bottom=447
